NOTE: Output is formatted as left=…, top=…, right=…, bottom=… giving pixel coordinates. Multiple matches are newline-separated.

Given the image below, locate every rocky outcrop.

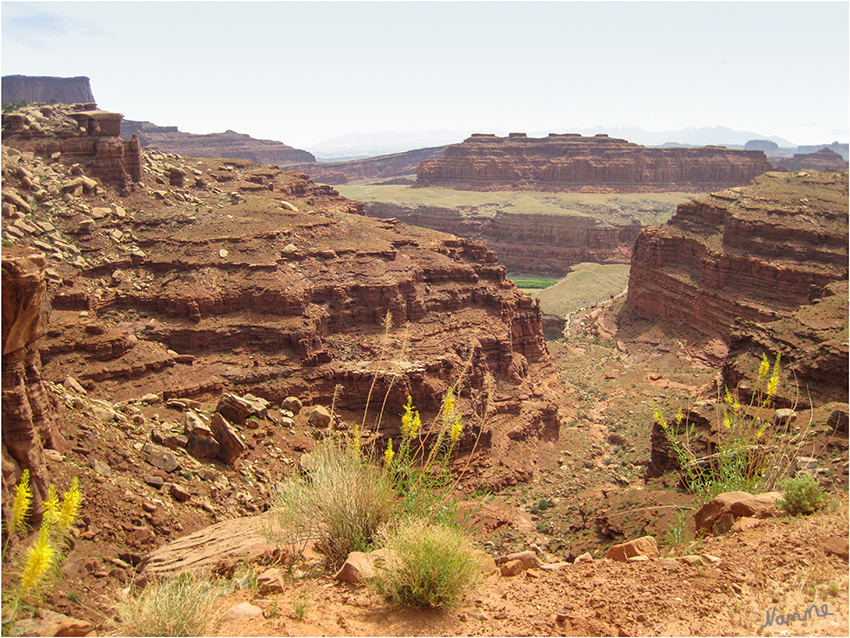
left=627, top=170, right=849, bottom=339
left=1, top=248, right=66, bottom=516
left=365, top=202, right=639, bottom=276
left=2, top=75, right=95, bottom=105
left=289, top=146, right=447, bottom=185
left=2, top=103, right=143, bottom=192
left=772, top=148, right=849, bottom=173
left=2, top=119, right=562, bottom=489
left=120, top=124, right=315, bottom=166
left=417, top=133, right=774, bottom=192
left=723, top=281, right=849, bottom=408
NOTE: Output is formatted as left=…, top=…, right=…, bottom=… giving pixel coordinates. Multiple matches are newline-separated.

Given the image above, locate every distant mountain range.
left=308, top=125, right=800, bottom=161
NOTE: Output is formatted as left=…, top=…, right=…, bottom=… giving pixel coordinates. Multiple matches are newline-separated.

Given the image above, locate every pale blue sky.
left=2, top=1, right=848, bottom=148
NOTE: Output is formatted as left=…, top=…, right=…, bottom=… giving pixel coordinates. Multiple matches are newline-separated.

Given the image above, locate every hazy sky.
left=2, top=1, right=848, bottom=148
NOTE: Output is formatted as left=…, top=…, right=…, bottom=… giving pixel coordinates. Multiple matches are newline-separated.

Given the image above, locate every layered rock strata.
left=2, top=248, right=66, bottom=513
left=1, top=75, right=96, bottom=105
left=627, top=170, right=849, bottom=339
left=120, top=123, right=315, bottom=166
left=1, top=123, right=561, bottom=490
left=2, top=103, right=143, bottom=193
left=772, top=148, right=849, bottom=173
left=417, top=133, right=774, bottom=192
left=365, top=202, right=639, bottom=276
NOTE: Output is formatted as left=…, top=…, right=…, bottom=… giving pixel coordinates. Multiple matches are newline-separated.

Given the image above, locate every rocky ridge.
left=627, top=170, right=849, bottom=339
left=119, top=123, right=316, bottom=166
left=417, top=132, right=775, bottom=192
left=288, top=145, right=447, bottom=185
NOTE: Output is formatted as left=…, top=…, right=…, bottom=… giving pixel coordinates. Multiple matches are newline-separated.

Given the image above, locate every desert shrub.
left=371, top=519, right=481, bottom=608
left=114, top=572, right=223, bottom=637
left=778, top=474, right=827, bottom=515
left=263, top=438, right=395, bottom=568
left=656, top=353, right=804, bottom=500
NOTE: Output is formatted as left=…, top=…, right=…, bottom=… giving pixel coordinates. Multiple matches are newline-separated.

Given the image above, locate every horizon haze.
left=2, top=1, right=848, bottom=151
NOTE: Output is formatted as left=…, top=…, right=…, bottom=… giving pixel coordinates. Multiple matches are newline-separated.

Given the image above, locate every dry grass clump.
left=114, top=572, right=223, bottom=637
left=371, top=518, right=481, bottom=608
left=263, top=439, right=395, bottom=568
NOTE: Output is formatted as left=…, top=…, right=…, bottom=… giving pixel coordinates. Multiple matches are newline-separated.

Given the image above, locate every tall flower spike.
left=56, top=477, right=82, bottom=533
left=766, top=354, right=781, bottom=399
left=384, top=438, right=395, bottom=465
left=19, top=521, right=54, bottom=594
left=758, top=353, right=770, bottom=380
left=450, top=415, right=463, bottom=444
left=11, top=469, right=33, bottom=534
left=43, top=484, right=60, bottom=529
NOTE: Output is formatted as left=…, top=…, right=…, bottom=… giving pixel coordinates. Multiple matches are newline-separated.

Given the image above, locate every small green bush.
left=778, top=474, right=827, bottom=515
left=372, top=519, right=481, bottom=608
left=114, top=572, right=223, bottom=636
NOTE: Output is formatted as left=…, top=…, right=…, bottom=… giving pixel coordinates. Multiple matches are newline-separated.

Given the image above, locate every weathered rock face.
left=627, top=170, right=849, bottom=339
left=120, top=124, right=315, bottom=166
left=2, top=103, right=143, bottom=192
left=723, top=281, right=849, bottom=408
left=1, top=248, right=66, bottom=514
left=1, top=75, right=95, bottom=105
left=290, top=146, right=447, bottom=185
left=772, top=148, right=849, bottom=173
left=417, top=133, right=775, bottom=192
left=2, top=119, right=561, bottom=489
left=365, top=202, right=640, bottom=276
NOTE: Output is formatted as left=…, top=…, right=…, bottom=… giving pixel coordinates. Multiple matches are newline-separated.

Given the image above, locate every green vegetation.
left=655, top=353, right=803, bottom=501
left=336, top=184, right=699, bottom=227
left=778, top=474, right=827, bottom=515
left=371, top=518, right=481, bottom=609
left=114, top=572, right=224, bottom=636
left=511, top=277, right=560, bottom=290
left=531, top=263, right=631, bottom=317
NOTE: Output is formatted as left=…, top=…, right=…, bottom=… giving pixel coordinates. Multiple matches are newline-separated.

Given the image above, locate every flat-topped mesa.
left=627, top=170, right=849, bottom=339
left=1, top=75, right=96, bottom=105
left=1, top=103, right=143, bottom=192
left=417, top=133, right=775, bottom=192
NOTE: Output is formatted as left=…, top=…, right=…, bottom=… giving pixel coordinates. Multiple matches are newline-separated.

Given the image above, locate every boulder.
left=221, top=602, right=263, bottom=622
left=257, top=567, right=285, bottom=595
left=606, top=536, right=659, bottom=562
left=210, top=413, right=245, bottom=465
left=694, top=491, right=781, bottom=536
left=334, top=548, right=394, bottom=584
left=307, top=405, right=332, bottom=428
left=184, top=411, right=219, bottom=461
left=499, top=559, right=525, bottom=577
left=497, top=550, right=540, bottom=570
left=216, top=392, right=268, bottom=425
left=140, top=442, right=180, bottom=473
left=282, top=396, right=303, bottom=414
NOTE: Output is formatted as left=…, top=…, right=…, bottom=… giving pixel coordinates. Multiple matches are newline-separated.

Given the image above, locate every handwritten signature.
left=762, top=604, right=834, bottom=628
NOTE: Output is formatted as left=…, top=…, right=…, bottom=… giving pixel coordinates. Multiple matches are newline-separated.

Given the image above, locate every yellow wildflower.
left=450, top=415, right=463, bottom=444
left=442, top=389, right=455, bottom=425
left=43, top=484, right=60, bottom=529
left=723, top=415, right=732, bottom=429
left=19, top=521, right=54, bottom=594
left=675, top=409, right=684, bottom=427
left=755, top=422, right=767, bottom=439
left=766, top=354, right=781, bottom=399
left=401, top=396, right=420, bottom=439
left=653, top=407, right=668, bottom=430
left=56, top=477, right=81, bottom=533
left=758, top=353, right=770, bottom=380
left=384, top=439, right=395, bottom=465
left=11, top=469, right=32, bottom=534
left=724, top=388, right=741, bottom=413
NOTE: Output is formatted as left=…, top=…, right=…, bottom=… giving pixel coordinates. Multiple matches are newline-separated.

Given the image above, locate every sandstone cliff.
left=1, top=117, right=561, bottom=494
left=627, top=170, right=849, bottom=339
left=289, top=146, right=447, bottom=185
left=365, top=202, right=639, bottom=276
left=417, top=133, right=775, bottom=192
left=120, top=124, right=315, bottom=166
left=2, top=75, right=95, bottom=105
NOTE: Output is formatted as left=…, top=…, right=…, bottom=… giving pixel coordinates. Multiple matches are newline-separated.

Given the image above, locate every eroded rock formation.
left=2, top=119, right=562, bottom=491
left=627, top=170, right=849, bottom=338
left=120, top=123, right=315, bottom=166
left=365, top=202, right=640, bottom=276
left=417, top=133, right=775, bottom=192
left=1, top=75, right=95, bottom=105
left=2, top=248, right=66, bottom=514
left=772, top=148, right=849, bottom=173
